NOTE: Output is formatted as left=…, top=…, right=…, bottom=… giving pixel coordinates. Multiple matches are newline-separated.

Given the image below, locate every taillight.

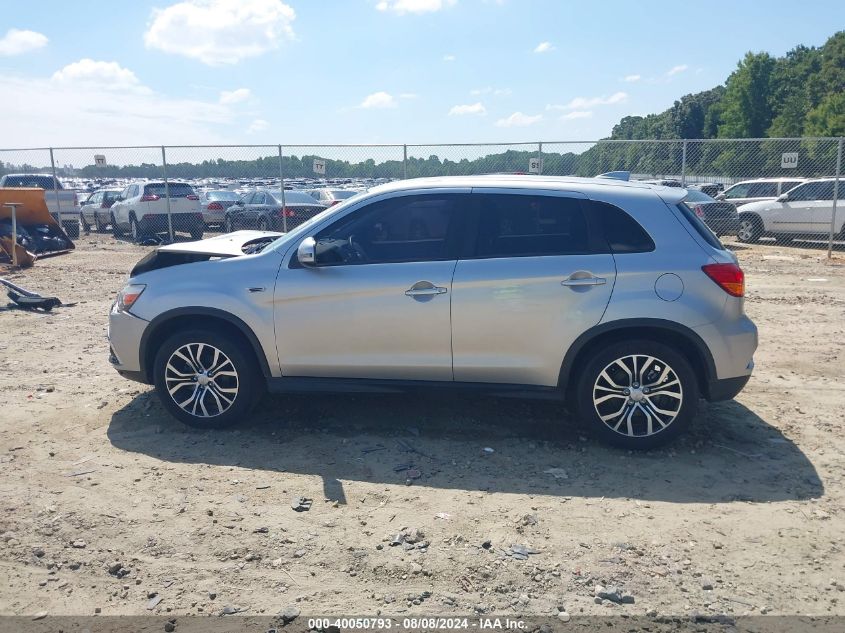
left=277, top=207, right=296, bottom=217
left=694, top=205, right=705, bottom=218
left=702, top=263, right=745, bottom=297
left=187, top=194, right=199, bottom=200
left=141, top=194, right=160, bottom=201
left=207, top=201, right=224, bottom=210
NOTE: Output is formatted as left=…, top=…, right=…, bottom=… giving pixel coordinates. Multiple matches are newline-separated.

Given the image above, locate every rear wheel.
left=225, top=216, right=235, bottom=233
left=737, top=215, right=763, bottom=243
left=258, top=216, right=270, bottom=231
left=190, top=225, right=204, bottom=240
left=94, top=212, right=108, bottom=233
left=153, top=329, right=261, bottom=428
left=63, top=220, right=80, bottom=239
left=576, top=340, right=699, bottom=449
left=80, top=214, right=91, bottom=235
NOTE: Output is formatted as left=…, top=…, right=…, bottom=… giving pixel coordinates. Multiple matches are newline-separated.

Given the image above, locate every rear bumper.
left=138, top=214, right=203, bottom=234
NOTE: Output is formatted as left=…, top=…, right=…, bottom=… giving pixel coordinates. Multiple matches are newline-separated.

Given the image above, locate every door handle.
left=561, top=276, right=606, bottom=287
left=405, top=286, right=448, bottom=297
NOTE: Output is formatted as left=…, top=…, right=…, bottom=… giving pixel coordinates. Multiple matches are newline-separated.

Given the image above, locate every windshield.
left=264, top=191, right=366, bottom=252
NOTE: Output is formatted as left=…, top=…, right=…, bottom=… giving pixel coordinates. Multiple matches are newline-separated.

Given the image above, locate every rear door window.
left=723, top=183, right=753, bottom=199
left=748, top=182, right=778, bottom=197
left=474, top=194, right=592, bottom=258
left=591, top=201, right=655, bottom=253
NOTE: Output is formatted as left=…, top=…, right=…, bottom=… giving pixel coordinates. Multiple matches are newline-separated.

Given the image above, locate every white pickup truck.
left=0, top=173, right=80, bottom=237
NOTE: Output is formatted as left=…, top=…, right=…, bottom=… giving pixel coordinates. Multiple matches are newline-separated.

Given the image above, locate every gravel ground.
left=0, top=232, right=844, bottom=620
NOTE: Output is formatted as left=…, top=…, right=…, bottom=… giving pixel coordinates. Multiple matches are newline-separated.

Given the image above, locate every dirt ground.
left=1, top=232, right=844, bottom=621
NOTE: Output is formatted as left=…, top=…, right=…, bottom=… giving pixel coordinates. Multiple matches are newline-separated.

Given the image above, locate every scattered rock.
left=557, top=612, right=571, bottom=622
left=31, top=612, right=47, bottom=621
left=164, top=622, right=176, bottom=632
left=146, top=595, right=163, bottom=610
left=32, top=547, right=45, bottom=558
left=279, top=606, right=300, bottom=623
left=595, top=585, right=635, bottom=604
left=107, top=562, right=124, bottom=576
left=71, top=540, right=86, bottom=549
left=701, top=578, right=714, bottom=591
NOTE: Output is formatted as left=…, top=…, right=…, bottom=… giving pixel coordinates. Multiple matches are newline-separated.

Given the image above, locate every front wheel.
left=63, top=221, right=80, bottom=239
left=224, top=217, right=234, bottom=233
left=111, top=213, right=125, bottom=237
left=153, top=329, right=261, bottom=428
left=129, top=215, right=141, bottom=243
left=576, top=340, right=699, bottom=449
left=94, top=212, right=108, bottom=233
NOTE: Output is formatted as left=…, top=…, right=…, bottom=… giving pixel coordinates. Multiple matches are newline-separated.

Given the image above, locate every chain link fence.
left=0, top=138, right=842, bottom=256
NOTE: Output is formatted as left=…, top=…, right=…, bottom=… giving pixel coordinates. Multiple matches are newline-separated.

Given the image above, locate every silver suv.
left=108, top=176, right=757, bottom=449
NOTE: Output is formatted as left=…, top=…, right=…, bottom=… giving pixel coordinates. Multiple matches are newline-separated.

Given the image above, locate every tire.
left=258, top=216, right=270, bottom=231
left=153, top=329, right=261, bottom=428
left=576, top=339, right=699, bottom=450
left=225, top=217, right=234, bottom=233
left=129, top=215, right=141, bottom=243
left=737, top=215, right=763, bottom=243
left=189, top=225, right=204, bottom=241
left=94, top=212, right=108, bottom=233
left=63, top=221, right=80, bottom=239
left=80, top=214, right=91, bottom=235
left=111, top=213, right=125, bottom=237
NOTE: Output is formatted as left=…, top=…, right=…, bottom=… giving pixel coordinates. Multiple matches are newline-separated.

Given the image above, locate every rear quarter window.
left=590, top=200, right=655, bottom=253
left=675, top=203, right=723, bottom=249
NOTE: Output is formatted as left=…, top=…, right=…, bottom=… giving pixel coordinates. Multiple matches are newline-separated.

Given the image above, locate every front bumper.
left=108, top=303, right=150, bottom=382
left=706, top=374, right=751, bottom=401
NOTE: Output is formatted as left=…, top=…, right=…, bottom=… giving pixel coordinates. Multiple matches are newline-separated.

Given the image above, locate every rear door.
left=773, top=182, right=823, bottom=234
left=451, top=189, right=616, bottom=386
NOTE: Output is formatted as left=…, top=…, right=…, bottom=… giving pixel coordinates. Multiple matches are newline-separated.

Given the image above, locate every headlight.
left=117, top=284, right=146, bottom=312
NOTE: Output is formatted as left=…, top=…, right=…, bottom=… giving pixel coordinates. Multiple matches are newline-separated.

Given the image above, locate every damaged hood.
left=156, top=230, right=284, bottom=257
left=130, top=230, right=284, bottom=277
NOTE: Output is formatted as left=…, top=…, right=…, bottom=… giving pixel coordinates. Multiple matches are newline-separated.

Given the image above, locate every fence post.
left=680, top=139, right=688, bottom=186
left=161, top=146, right=174, bottom=242
left=827, top=137, right=843, bottom=259
left=403, top=144, right=408, bottom=180
left=278, top=145, right=287, bottom=232
left=537, top=142, right=543, bottom=175
left=48, top=148, right=63, bottom=227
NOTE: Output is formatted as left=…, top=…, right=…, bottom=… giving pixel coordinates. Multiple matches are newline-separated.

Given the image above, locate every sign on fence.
left=528, top=157, right=543, bottom=174
left=313, top=159, right=326, bottom=175
left=93, top=154, right=106, bottom=166
left=781, top=152, right=798, bottom=169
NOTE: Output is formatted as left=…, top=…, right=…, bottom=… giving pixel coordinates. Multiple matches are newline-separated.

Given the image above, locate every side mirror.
left=715, top=193, right=726, bottom=200
left=297, top=236, right=317, bottom=266
left=776, top=193, right=788, bottom=202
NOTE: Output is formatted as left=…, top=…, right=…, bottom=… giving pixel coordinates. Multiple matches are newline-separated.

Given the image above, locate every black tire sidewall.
left=576, top=339, right=699, bottom=449
left=153, top=329, right=259, bottom=429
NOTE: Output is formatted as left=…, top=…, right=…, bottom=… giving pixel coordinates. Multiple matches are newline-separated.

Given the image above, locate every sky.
left=0, top=0, right=842, bottom=149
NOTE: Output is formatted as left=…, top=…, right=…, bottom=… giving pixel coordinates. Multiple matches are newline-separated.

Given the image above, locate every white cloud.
left=470, top=87, right=510, bottom=96
left=0, top=66, right=236, bottom=146
left=547, top=91, right=628, bottom=111
left=247, top=118, right=269, bottom=134
left=144, top=0, right=296, bottom=66
left=533, top=41, right=555, bottom=54
left=0, top=28, right=48, bottom=56
left=560, top=110, right=592, bottom=120
left=360, top=91, right=397, bottom=109
left=219, top=88, right=252, bottom=104
left=624, top=74, right=641, bottom=82
left=442, top=54, right=456, bottom=62
left=52, top=59, right=150, bottom=94
left=376, top=0, right=456, bottom=14
left=449, top=102, right=486, bottom=116
left=667, top=64, right=688, bottom=76
left=495, top=112, right=542, bottom=128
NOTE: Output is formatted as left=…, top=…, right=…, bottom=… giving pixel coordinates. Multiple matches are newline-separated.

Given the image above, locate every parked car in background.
left=109, top=175, right=757, bottom=449
left=717, top=178, right=805, bottom=207
left=224, top=190, right=326, bottom=232
left=307, top=188, right=361, bottom=207
left=689, top=183, right=723, bottom=198
left=0, top=173, right=80, bottom=237
left=736, top=178, right=843, bottom=243
left=79, top=188, right=122, bottom=233
left=110, top=181, right=203, bottom=243
left=682, top=189, right=740, bottom=237
left=200, top=190, right=241, bottom=227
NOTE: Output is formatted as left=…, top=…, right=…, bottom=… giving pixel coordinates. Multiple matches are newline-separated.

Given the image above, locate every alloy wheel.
left=592, top=354, right=683, bottom=437
left=164, top=343, right=239, bottom=418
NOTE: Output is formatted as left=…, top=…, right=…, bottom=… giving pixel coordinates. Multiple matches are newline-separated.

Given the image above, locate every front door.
left=273, top=191, right=469, bottom=381
left=451, top=190, right=616, bottom=386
